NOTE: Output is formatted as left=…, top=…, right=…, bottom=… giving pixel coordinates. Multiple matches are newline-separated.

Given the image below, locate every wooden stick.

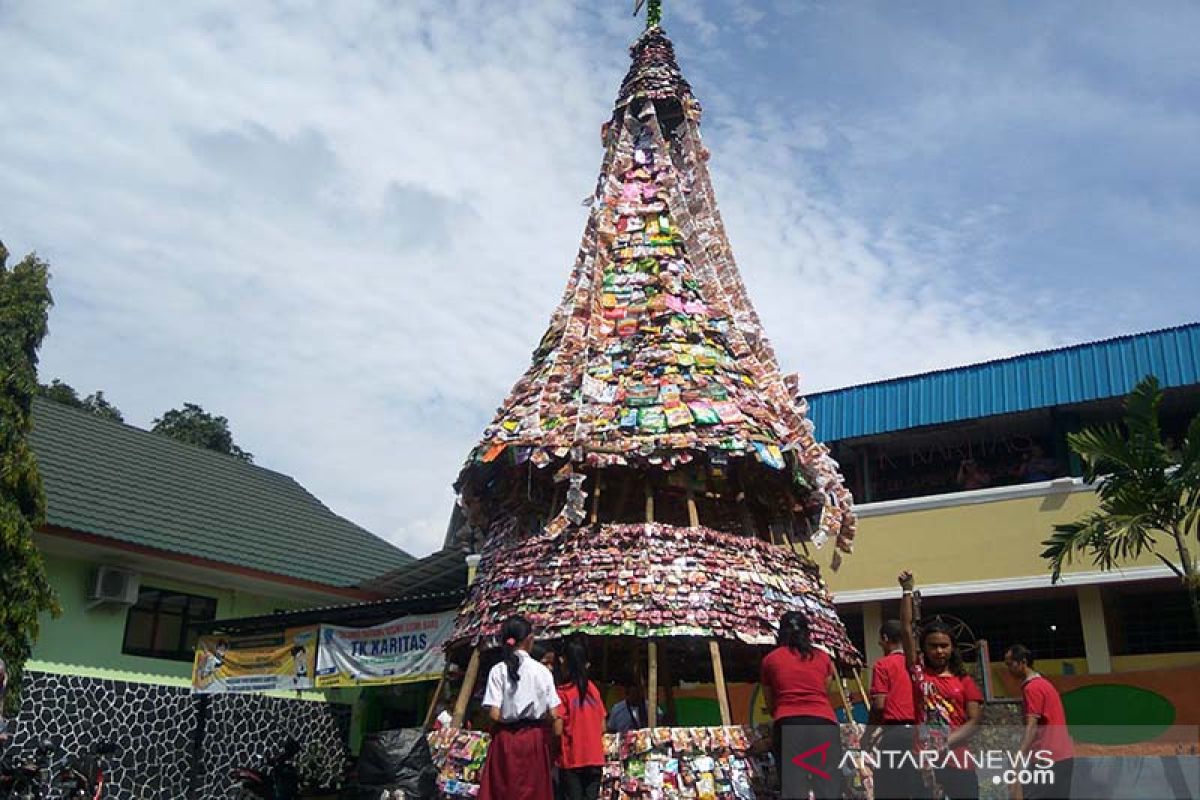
left=648, top=641, right=659, bottom=728
left=852, top=669, right=870, bottom=712
left=834, top=670, right=858, bottom=731
left=709, top=640, right=732, bottom=726
left=422, top=673, right=446, bottom=730
left=591, top=473, right=603, bottom=524
left=451, top=648, right=482, bottom=728
left=644, top=482, right=655, bottom=523
left=686, top=487, right=700, bottom=528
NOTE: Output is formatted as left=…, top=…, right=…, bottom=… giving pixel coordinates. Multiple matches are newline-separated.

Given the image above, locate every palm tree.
left=1041, top=376, right=1200, bottom=635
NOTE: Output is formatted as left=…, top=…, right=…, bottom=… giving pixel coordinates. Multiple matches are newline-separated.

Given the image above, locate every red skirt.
left=479, top=722, right=553, bottom=800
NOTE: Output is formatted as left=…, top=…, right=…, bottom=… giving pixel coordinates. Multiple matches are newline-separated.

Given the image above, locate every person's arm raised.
left=898, top=571, right=918, bottom=670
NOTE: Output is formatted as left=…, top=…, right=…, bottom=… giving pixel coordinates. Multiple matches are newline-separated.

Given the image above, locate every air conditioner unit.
left=87, top=566, right=140, bottom=607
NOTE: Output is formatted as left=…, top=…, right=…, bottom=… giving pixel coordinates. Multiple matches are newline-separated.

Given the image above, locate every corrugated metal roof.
left=807, top=322, right=1200, bottom=442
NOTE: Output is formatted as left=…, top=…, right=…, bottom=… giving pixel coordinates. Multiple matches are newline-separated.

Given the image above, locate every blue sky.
left=1, top=1, right=1196, bottom=555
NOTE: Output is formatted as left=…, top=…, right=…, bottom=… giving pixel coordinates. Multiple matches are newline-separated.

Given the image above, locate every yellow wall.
left=827, top=488, right=1163, bottom=595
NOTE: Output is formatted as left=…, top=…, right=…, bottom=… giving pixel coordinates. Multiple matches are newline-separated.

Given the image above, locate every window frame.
left=121, top=585, right=218, bottom=662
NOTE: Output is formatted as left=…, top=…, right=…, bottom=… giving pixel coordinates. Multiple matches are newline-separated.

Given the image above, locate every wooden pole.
left=422, top=674, right=446, bottom=730
left=644, top=482, right=655, bottom=523
left=686, top=487, right=700, bottom=528
left=647, top=641, right=659, bottom=728
left=591, top=473, right=603, bottom=524
left=852, top=669, right=870, bottom=712
left=451, top=648, right=482, bottom=728
left=709, top=640, right=732, bottom=725
left=834, top=669, right=857, bottom=729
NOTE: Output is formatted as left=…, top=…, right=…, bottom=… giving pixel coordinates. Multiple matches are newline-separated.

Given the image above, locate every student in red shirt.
left=555, top=637, right=606, bottom=800
left=865, top=619, right=919, bottom=799
left=899, top=571, right=984, bottom=800
left=761, top=611, right=841, bottom=800
left=1004, top=644, right=1073, bottom=800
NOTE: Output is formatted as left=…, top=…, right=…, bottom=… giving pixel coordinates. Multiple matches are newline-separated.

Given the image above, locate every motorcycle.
left=55, top=741, right=118, bottom=799
left=0, top=736, right=59, bottom=800
left=230, top=738, right=301, bottom=799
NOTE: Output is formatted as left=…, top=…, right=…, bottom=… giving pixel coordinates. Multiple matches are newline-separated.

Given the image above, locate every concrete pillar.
left=862, top=601, right=883, bottom=665
left=1077, top=584, right=1112, bottom=674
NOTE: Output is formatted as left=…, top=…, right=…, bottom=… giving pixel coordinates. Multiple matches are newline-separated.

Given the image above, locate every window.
left=1110, top=585, right=1200, bottom=655
left=910, top=595, right=1086, bottom=661
left=122, top=586, right=217, bottom=661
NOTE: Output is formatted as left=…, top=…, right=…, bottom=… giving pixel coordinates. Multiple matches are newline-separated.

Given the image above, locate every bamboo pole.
left=709, top=640, right=732, bottom=725
left=591, top=474, right=603, bottom=524
left=647, top=641, right=659, bottom=728
left=852, top=669, right=870, bottom=713
left=451, top=648, right=482, bottom=728
left=644, top=482, right=655, bottom=523
left=834, top=670, right=857, bottom=729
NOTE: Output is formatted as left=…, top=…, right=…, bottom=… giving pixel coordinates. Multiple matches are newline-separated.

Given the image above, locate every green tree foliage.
left=1042, top=375, right=1200, bottom=634
left=152, top=403, right=254, bottom=462
left=37, top=378, right=124, bottom=422
left=0, top=242, right=61, bottom=714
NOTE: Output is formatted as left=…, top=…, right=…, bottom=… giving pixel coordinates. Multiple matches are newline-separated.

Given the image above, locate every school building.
left=14, top=398, right=417, bottom=799
left=816, top=322, right=1200, bottom=738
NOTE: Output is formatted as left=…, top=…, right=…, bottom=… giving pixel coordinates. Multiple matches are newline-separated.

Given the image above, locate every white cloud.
left=2, top=1, right=1183, bottom=559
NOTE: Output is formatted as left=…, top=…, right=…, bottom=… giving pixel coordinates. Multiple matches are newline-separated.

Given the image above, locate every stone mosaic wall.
left=6, top=671, right=349, bottom=799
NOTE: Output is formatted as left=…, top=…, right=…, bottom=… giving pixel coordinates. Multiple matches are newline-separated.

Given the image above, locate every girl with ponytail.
left=478, top=615, right=561, bottom=800
left=760, top=611, right=841, bottom=799
left=555, top=637, right=606, bottom=800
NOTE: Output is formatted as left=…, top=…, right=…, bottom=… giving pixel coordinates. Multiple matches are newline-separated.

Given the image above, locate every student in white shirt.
left=478, top=615, right=561, bottom=800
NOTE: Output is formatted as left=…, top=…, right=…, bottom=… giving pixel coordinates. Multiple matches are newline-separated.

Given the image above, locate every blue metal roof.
left=807, top=322, right=1200, bottom=442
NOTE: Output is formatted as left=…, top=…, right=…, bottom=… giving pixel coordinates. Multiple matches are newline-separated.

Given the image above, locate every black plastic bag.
left=355, top=728, right=438, bottom=800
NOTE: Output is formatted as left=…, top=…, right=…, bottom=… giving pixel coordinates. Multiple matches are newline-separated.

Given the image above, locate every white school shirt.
left=481, top=650, right=561, bottom=722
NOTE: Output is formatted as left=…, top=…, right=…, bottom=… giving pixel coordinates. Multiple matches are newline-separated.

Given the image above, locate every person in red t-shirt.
left=899, top=571, right=984, bottom=800
left=760, top=611, right=841, bottom=800
left=865, top=619, right=920, bottom=799
left=1004, top=644, right=1073, bottom=800
left=555, top=637, right=606, bottom=800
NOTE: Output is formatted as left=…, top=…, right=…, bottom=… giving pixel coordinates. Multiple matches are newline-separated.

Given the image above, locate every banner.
left=192, top=626, right=318, bottom=694
left=316, top=611, right=454, bottom=688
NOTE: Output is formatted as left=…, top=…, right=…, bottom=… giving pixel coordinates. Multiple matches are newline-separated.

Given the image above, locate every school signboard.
left=315, top=611, right=454, bottom=687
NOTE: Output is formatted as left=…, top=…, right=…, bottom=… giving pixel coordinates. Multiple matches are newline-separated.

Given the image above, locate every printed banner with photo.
left=191, top=626, right=318, bottom=694
left=316, top=611, right=455, bottom=687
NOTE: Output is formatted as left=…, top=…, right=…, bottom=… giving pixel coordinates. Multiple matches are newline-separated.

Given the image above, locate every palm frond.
left=1042, top=516, right=1109, bottom=583
left=1068, top=424, right=1141, bottom=478
left=1125, top=375, right=1164, bottom=450
left=1043, top=511, right=1162, bottom=582
left=1179, top=412, right=1200, bottom=477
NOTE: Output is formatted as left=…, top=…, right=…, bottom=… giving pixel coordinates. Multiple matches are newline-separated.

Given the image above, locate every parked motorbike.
left=0, top=736, right=59, bottom=800
left=55, top=741, right=118, bottom=799
left=231, top=738, right=301, bottom=799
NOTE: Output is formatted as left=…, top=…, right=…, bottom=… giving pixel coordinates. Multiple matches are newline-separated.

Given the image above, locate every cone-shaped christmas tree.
left=446, top=21, right=861, bottom=742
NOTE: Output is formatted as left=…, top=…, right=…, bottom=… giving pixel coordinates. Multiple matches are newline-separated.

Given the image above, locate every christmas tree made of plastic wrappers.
left=450, top=25, right=862, bottom=669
